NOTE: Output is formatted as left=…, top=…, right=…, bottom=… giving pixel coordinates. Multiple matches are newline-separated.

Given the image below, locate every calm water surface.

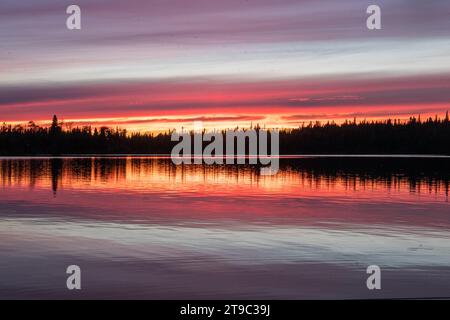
left=0, top=157, right=449, bottom=299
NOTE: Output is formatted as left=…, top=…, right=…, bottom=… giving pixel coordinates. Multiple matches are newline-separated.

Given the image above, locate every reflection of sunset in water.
left=0, top=157, right=449, bottom=227
left=1, top=157, right=449, bottom=198
left=1, top=157, right=450, bottom=299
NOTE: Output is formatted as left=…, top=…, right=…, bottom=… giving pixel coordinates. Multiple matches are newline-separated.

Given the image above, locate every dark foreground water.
left=0, top=156, right=449, bottom=299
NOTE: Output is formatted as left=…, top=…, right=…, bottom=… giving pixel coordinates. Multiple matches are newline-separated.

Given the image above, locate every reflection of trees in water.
left=0, top=159, right=45, bottom=190
left=0, top=158, right=448, bottom=199
left=50, top=158, right=63, bottom=195
left=284, top=157, right=450, bottom=198
left=93, top=158, right=127, bottom=183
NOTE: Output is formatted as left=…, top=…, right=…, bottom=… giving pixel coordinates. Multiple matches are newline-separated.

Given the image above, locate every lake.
left=0, top=156, right=449, bottom=299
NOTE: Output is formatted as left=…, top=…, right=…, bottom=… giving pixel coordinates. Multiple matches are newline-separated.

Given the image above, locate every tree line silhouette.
left=0, top=113, right=449, bottom=155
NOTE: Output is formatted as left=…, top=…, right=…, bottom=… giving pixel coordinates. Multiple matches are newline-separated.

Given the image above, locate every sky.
left=1, top=0, right=450, bottom=132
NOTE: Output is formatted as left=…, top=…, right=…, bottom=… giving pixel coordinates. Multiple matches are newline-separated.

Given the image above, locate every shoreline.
left=1, top=154, right=450, bottom=159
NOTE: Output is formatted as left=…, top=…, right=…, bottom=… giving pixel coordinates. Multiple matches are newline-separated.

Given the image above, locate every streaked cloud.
left=1, top=0, right=450, bottom=129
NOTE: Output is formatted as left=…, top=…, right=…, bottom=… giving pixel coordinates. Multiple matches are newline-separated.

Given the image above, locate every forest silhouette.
left=0, top=113, right=449, bottom=155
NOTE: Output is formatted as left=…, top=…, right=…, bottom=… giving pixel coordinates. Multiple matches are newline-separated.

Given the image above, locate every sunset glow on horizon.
left=2, top=0, right=450, bottom=132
